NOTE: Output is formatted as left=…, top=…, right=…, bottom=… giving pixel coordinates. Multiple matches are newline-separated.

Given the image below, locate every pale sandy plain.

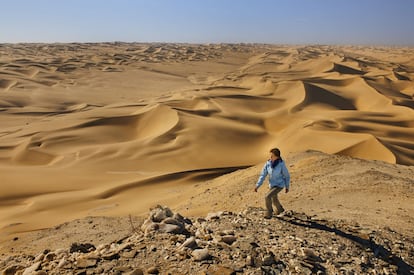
left=0, top=43, right=413, bottom=253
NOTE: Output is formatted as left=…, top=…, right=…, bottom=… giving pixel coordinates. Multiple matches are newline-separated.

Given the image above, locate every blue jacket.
left=256, top=159, right=290, bottom=190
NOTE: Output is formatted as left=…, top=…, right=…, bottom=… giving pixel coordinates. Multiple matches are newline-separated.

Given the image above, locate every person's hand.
left=285, top=188, right=289, bottom=193
left=254, top=186, right=258, bottom=192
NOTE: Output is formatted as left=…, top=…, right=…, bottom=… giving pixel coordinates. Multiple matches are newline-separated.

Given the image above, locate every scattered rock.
left=121, top=249, right=137, bottom=258
left=70, top=242, right=95, bottom=253
left=127, top=269, right=144, bottom=275
left=246, top=255, right=254, bottom=266
left=191, top=248, right=211, bottom=261
left=262, top=254, right=276, bottom=266
left=206, top=211, right=223, bottom=220
left=150, top=205, right=173, bottom=222
left=158, top=223, right=183, bottom=234
left=220, top=235, right=237, bottom=245
left=206, top=265, right=236, bottom=275
left=147, top=266, right=159, bottom=274
left=22, top=261, right=41, bottom=275
left=1, top=206, right=412, bottom=275
left=101, top=251, right=120, bottom=260
left=2, top=265, right=25, bottom=275
left=141, top=205, right=188, bottom=235
left=179, top=236, right=198, bottom=250
left=76, top=257, right=97, bottom=268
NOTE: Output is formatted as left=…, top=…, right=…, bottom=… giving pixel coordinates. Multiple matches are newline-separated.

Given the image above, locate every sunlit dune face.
left=0, top=43, right=413, bottom=239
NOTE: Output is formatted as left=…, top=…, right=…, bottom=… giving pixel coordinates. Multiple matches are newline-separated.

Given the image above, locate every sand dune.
left=0, top=43, right=413, bottom=241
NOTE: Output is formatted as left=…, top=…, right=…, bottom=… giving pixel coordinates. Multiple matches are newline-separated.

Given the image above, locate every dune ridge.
left=0, top=43, right=413, bottom=239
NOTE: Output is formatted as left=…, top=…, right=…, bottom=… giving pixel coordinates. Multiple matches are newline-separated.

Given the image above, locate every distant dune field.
left=0, top=43, right=413, bottom=240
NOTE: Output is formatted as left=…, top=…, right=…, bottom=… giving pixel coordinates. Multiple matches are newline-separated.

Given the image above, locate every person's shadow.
left=277, top=213, right=414, bottom=275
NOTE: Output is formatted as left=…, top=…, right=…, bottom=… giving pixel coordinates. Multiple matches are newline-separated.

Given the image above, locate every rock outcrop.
left=1, top=205, right=413, bottom=274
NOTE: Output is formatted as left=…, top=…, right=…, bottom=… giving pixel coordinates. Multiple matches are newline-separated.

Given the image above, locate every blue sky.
left=1, top=0, right=413, bottom=45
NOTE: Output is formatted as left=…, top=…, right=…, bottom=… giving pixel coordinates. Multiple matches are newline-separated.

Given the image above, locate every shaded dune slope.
left=0, top=44, right=413, bottom=237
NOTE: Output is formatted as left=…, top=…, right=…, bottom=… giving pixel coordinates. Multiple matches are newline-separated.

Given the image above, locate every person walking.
left=254, top=148, right=290, bottom=219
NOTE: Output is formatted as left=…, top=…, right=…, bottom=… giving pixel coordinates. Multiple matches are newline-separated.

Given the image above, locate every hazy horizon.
left=1, top=0, right=414, bottom=46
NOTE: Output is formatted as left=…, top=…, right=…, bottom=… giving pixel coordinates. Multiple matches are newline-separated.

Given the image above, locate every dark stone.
left=70, top=242, right=96, bottom=253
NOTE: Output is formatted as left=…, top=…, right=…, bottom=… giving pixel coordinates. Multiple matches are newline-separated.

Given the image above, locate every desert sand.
left=0, top=43, right=413, bottom=251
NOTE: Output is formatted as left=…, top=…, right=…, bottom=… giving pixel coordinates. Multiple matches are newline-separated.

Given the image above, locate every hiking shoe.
left=276, top=211, right=285, bottom=218
left=264, top=212, right=272, bottom=219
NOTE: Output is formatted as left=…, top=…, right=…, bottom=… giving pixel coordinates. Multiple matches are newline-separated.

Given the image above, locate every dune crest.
left=0, top=43, right=413, bottom=238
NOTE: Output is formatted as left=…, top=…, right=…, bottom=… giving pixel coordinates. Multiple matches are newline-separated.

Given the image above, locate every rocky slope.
left=1, top=205, right=413, bottom=275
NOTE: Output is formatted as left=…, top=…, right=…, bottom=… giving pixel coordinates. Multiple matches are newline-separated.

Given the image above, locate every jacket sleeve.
left=282, top=162, right=290, bottom=189
left=256, top=162, right=268, bottom=189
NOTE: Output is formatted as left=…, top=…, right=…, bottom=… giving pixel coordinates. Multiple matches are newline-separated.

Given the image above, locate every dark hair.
left=270, top=148, right=281, bottom=158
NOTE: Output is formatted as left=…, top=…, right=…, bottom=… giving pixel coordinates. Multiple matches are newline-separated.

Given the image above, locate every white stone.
left=191, top=248, right=210, bottom=261
left=22, top=262, right=41, bottom=275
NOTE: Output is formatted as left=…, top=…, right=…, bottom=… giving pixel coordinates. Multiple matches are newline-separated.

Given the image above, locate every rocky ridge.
left=1, top=205, right=413, bottom=275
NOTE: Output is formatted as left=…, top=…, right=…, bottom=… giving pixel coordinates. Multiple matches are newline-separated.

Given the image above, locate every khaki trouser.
left=265, top=186, right=285, bottom=215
